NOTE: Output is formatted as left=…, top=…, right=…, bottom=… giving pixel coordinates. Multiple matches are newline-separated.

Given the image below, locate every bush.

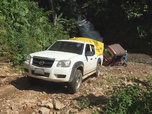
left=0, top=0, right=68, bottom=65
left=104, top=83, right=152, bottom=114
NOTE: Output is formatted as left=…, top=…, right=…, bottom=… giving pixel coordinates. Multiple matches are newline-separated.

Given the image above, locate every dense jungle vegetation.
left=0, top=1, right=152, bottom=113
left=0, top=0, right=152, bottom=65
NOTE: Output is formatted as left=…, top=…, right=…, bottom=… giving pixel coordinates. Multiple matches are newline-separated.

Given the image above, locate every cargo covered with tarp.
left=103, top=43, right=126, bottom=66
left=70, top=37, right=104, bottom=56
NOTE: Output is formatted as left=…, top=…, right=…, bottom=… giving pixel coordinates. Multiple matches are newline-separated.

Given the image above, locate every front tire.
left=68, top=69, right=82, bottom=94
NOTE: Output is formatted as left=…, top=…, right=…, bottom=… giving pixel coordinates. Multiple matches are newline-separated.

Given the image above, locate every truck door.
left=84, top=44, right=97, bottom=74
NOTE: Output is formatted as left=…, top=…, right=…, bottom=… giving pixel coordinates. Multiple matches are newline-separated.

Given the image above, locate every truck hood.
left=30, top=50, right=79, bottom=60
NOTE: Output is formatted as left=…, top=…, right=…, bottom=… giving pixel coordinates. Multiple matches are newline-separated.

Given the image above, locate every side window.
left=85, top=44, right=91, bottom=53
left=85, top=44, right=95, bottom=56
left=90, top=45, right=95, bottom=55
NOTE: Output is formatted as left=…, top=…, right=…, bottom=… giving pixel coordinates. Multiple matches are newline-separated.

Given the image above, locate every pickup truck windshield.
left=48, top=41, right=84, bottom=54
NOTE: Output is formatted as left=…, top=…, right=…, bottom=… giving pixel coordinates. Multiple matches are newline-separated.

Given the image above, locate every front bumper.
left=24, top=61, right=72, bottom=82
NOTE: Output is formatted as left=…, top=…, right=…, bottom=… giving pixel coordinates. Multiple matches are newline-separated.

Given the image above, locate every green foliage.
left=53, top=0, right=79, bottom=18
left=121, top=1, right=148, bottom=20
left=59, top=18, right=78, bottom=37
left=1, top=0, right=152, bottom=64
left=0, top=0, right=68, bottom=65
left=75, top=77, right=152, bottom=114
left=35, top=0, right=152, bottom=54
left=148, top=74, right=152, bottom=83
left=104, top=83, right=152, bottom=114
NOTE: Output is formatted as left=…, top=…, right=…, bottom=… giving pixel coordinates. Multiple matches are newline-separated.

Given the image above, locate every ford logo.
left=39, top=60, right=45, bottom=65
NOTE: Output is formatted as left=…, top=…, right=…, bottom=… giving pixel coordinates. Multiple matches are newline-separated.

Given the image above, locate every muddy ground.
left=0, top=53, right=152, bottom=114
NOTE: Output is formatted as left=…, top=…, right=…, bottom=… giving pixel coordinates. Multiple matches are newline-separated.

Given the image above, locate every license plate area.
left=34, top=68, right=44, bottom=75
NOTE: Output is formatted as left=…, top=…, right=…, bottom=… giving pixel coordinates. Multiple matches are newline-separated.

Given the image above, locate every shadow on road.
left=74, top=93, right=107, bottom=111
left=10, top=76, right=69, bottom=94
left=10, top=72, right=97, bottom=95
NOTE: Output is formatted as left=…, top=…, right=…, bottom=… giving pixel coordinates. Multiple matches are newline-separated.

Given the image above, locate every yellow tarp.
left=70, top=37, right=104, bottom=56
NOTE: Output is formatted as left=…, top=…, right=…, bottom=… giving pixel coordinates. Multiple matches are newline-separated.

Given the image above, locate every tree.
left=0, top=0, right=68, bottom=65
left=35, top=0, right=152, bottom=54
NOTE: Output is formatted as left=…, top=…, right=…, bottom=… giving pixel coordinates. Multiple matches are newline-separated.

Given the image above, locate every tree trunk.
left=48, top=0, right=57, bottom=26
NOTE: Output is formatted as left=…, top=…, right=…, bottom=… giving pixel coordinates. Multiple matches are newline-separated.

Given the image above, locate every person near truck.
left=122, top=50, right=128, bottom=66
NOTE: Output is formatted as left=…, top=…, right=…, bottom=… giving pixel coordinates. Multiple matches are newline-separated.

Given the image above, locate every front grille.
left=32, top=56, right=55, bottom=68
left=31, top=70, right=50, bottom=77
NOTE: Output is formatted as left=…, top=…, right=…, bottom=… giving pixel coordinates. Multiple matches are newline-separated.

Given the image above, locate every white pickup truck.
left=24, top=37, right=104, bottom=93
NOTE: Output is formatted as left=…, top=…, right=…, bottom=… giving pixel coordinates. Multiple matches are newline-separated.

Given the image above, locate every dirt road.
left=0, top=54, right=152, bottom=114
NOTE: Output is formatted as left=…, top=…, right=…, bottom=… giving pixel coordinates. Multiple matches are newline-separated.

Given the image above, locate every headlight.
left=57, top=60, right=71, bottom=67
left=25, top=55, right=31, bottom=63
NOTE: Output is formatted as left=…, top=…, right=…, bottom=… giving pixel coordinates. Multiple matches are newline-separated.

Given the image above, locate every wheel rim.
left=97, top=64, right=101, bottom=77
left=97, top=69, right=101, bottom=76
left=75, top=73, right=82, bottom=91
